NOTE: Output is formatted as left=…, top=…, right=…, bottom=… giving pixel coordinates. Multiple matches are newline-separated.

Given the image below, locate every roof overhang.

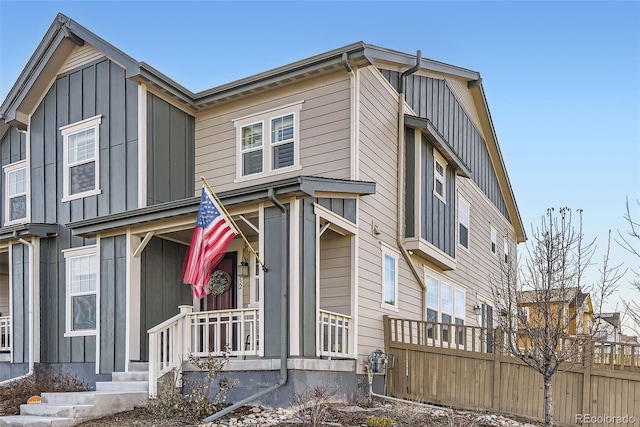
left=405, top=115, right=472, bottom=178
left=67, top=176, right=375, bottom=237
left=0, top=223, right=59, bottom=242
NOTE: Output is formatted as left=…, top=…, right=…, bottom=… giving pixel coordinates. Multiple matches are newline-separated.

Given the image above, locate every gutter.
left=202, top=189, right=289, bottom=423
left=397, top=51, right=426, bottom=302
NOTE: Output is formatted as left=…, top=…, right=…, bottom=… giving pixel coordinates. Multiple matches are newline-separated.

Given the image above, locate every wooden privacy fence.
left=384, top=316, right=640, bottom=427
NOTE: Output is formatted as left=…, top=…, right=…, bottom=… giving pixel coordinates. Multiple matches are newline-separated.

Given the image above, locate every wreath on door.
left=208, top=270, right=231, bottom=296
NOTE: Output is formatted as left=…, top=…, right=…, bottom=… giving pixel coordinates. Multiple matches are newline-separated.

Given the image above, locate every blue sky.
left=1, top=1, right=639, bottom=317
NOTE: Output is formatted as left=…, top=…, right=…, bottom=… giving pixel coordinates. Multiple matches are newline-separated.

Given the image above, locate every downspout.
left=202, top=189, right=289, bottom=423
left=397, top=51, right=426, bottom=304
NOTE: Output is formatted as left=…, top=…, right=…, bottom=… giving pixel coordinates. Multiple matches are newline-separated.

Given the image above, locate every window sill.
left=62, top=189, right=102, bottom=203
left=64, top=330, right=97, bottom=338
left=380, top=303, right=399, bottom=312
left=3, top=218, right=28, bottom=227
left=234, top=165, right=302, bottom=184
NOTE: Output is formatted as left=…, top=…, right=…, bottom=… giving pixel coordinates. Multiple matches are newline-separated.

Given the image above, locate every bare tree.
left=491, top=207, right=622, bottom=427
left=617, top=198, right=640, bottom=336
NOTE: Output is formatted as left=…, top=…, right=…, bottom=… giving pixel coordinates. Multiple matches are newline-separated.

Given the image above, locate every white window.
left=234, top=102, right=303, bottom=180
left=458, top=196, right=470, bottom=249
left=490, top=226, right=497, bottom=254
left=60, top=115, right=102, bottom=201
left=380, top=243, right=399, bottom=310
left=503, top=237, right=509, bottom=263
left=64, top=246, right=98, bottom=336
left=433, top=149, right=447, bottom=202
left=250, top=251, right=261, bottom=307
left=4, top=161, right=28, bottom=225
left=519, top=307, right=530, bottom=323
left=425, top=271, right=465, bottom=344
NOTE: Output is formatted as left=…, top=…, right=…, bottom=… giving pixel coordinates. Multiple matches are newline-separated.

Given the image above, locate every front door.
left=204, top=252, right=236, bottom=352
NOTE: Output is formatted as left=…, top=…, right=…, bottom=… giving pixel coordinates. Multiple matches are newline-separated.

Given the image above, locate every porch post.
left=126, top=231, right=142, bottom=367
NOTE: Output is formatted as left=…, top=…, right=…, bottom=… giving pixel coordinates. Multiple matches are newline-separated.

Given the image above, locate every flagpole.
left=200, top=176, right=267, bottom=271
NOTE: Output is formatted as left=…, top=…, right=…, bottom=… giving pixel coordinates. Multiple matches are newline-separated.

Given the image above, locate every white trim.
left=380, top=242, right=400, bottom=312
left=351, top=198, right=359, bottom=358
left=433, top=149, right=447, bottom=203
left=138, top=83, right=148, bottom=208
left=233, top=102, right=304, bottom=182
left=313, top=203, right=358, bottom=235
left=289, top=197, right=300, bottom=357
left=63, top=245, right=99, bottom=338
left=3, top=160, right=28, bottom=226
left=60, top=115, right=103, bottom=202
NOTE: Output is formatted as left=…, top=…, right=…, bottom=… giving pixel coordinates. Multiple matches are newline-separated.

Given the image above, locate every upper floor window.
left=458, top=196, right=470, bottom=249
left=60, top=115, right=102, bottom=201
left=234, top=102, right=303, bottom=181
left=503, top=237, right=509, bottom=263
left=433, top=150, right=447, bottom=202
left=64, top=246, right=98, bottom=336
left=4, top=161, right=28, bottom=225
left=380, top=243, right=399, bottom=310
left=490, top=226, right=497, bottom=254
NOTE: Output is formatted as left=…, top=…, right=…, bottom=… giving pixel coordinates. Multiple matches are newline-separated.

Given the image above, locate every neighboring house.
left=0, top=14, right=525, bottom=405
left=594, top=312, right=621, bottom=342
left=517, top=287, right=594, bottom=347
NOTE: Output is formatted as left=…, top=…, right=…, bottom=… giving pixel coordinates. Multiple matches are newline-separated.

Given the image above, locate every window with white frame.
left=4, top=161, right=28, bottom=225
left=519, top=306, right=530, bottom=323
left=250, top=251, right=261, bottom=306
left=490, top=226, right=497, bottom=254
left=433, top=149, right=447, bottom=202
left=64, top=246, right=98, bottom=336
left=60, top=115, right=102, bottom=201
left=234, top=102, right=303, bottom=180
left=380, top=243, right=399, bottom=309
left=458, top=196, right=470, bottom=249
left=425, top=272, right=465, bottom=343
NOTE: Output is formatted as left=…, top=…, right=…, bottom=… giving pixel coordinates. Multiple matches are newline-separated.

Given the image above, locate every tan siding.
left=356, top=66, right=423, bottom=358
left=58, top=43, right=105, bottom=75
left=445, top=77, right=484, bottom=140
left=319, top=232, right=350, bottom=315
left=195, top=71, right=351, bottom=194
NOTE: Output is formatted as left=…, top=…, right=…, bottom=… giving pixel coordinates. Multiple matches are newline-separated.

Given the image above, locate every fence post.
left=581, top=338, right=593, bottom=416
left=492, top=327, right=503, bottom=411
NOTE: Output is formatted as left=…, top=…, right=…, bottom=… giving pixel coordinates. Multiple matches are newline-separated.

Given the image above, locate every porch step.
left=0, top=372, right=148, bottom=426
left=128, top=362, right=149, bottom=372
left=0, top=353, right=9, bottom=363
left=112, top=370, right=148, bottom=382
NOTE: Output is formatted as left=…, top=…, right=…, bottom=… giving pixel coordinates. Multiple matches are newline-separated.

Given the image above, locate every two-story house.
left=0, top=13, right=525, bottom=407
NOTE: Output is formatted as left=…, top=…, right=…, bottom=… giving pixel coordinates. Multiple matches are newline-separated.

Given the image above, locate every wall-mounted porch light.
left=238, top=256, right=250, bottom=278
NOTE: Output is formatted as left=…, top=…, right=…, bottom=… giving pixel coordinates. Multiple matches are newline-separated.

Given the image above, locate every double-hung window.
left=380, top=243, right=399, bottom=310
left=60, top=115, right=102, bottom=201
left=425, top=271, right=466, bottom=344
left=64, top=246, right=98, bottom=336
left=458, top=196, right=470, bottom=249
left=433, top=149, right=447, bottom=202
left=234, top=102, right=303, bottom=180
left=503, top=238, right=509, bottom=263
left=4, top=161, right=28, bottom=225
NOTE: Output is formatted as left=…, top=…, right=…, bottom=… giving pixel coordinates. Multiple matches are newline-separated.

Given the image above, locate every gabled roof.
left=1, top=13, right=525, bottom=242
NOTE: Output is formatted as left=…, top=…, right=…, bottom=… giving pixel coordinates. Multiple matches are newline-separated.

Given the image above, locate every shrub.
left=367, top=415, right=395, bottom=427
left=0, top=365, right=89, bottom=415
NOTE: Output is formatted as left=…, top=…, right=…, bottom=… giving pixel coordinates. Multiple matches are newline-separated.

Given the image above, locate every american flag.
left=181, top=186, right=238, bottom=298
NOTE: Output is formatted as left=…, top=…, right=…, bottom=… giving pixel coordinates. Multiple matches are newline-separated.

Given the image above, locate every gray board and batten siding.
left=34, top=57, right=138, bottom=366
left=0, top=128, right=27, bottom=225
left=405, top=129, right=457, bottom=258
left=11, top=243, right=29, bottom=364
left=146, top=93, right=195, bottom=206
left=139, top=236, right=192, bottom=362
left=380, top=69, right=509, bottom=221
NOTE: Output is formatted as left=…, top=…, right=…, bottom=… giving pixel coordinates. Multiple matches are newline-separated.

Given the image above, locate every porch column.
left=299, top=198, right=318, bottom=357
left=126, top=231, right=142, bottom=366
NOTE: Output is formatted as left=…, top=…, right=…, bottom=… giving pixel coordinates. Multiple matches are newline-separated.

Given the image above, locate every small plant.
left=367, top=415, right=395, bottom=427
left=290, top=383, right=339, bottom=427
left=0, top=364, right=89, bottom=415
left=149, top=346, right=235, bottom=420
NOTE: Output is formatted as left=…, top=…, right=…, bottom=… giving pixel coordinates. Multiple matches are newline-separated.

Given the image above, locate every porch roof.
left=0, top=223, right=59, bottom=242
left=66, top=176, right=376, bottom=237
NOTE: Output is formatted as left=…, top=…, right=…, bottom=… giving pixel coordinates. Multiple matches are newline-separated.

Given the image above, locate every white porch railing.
left=318, top=309, right=351, bottom=359
left=147, top=306, right=260, bottom=397
left=0, top=316, right=10, bottom=352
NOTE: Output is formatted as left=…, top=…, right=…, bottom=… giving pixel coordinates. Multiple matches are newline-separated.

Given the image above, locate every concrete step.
left=128, top=362, right=149, bottom=372
left=41, top=391, right=97, bottom=405
left=0, top=353, right=10, bottom=362
left=95, top=380, right=148, bottom=392
left=19, top=403, right=94, bottom=419
left=0, top=415, right=76, bottom=426
left=112, top=370, right=149, bottom=382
